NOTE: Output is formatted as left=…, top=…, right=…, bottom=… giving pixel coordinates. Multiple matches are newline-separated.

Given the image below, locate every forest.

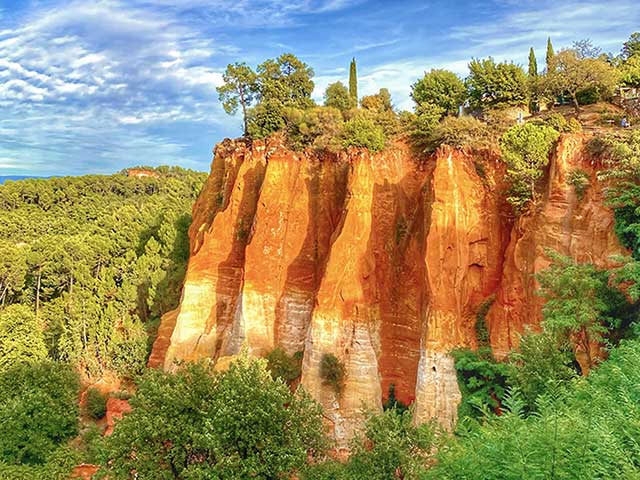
left=1, top=31, right=640, bottom=480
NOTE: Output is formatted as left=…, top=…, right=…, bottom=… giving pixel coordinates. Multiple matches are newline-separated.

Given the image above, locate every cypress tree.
left=546, top=37, right=555, bottom=72
left=349, top=57, right=358, bottom=103
left=528, top=47, right=538, bottom=77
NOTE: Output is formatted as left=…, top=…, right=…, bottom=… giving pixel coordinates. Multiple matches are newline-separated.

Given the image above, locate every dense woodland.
left=1, top=33, right=640, bottom=479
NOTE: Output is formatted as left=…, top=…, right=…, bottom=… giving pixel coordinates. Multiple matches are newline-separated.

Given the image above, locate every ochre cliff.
left=150, top=134, right=625, bottom=445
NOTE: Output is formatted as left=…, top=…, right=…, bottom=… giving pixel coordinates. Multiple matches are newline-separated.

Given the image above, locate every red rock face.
left=487, top=134, right=627, bottom=358
left=105, top=397, right=132, bottom=436
left=150, top=135, right=626, bottom=445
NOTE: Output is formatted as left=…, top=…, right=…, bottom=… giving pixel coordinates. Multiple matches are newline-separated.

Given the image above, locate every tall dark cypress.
left=349, top=58, right=358, bottom=103
left=546, top=37, right=555, bottom=72
left=528, top=47, right=538, bottom=77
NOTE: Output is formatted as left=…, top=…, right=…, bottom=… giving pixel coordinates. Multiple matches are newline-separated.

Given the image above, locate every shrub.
left=284, top=106, right=344, bottom=152
left=538, top=112, right=582, bottom=133
left=414, top=115, right=496, bottom=153
left=0, top=304, right=47, bottom=372
left=347, top=408, right=436, bottom=479
left=342, top=114, right=386, bottom=151
left=99, top=355, right=327, bottom=479
left=319, top=353, right=346, bottom=394
left=85, top=387, right=108, bottom=420
left=266, top=347, right=303, bottom=384
left=0, top=361, right=79, bottom=465
left=500, top=122, right=560, bottom=213
left=507, top=328, right=577, bottom=410
left=567, top=168, right=590, bottom=199
left=451, top=347, right=510, bottom=420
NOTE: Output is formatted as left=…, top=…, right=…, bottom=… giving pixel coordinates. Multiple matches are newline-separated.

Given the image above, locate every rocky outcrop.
left=150, top=134, right=626, bottom=446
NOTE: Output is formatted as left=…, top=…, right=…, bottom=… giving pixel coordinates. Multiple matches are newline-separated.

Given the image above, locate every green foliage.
left=99, top=355, right=327, bottom=479
left=543, top=48, right=619, bottom=111
left=537, top=251, right=614, bottom=373
left=348, top=408, right=435, bottom=480
left=507, top=328, right=577, bottom=410
left=0, top=304, right=47, bottom=371
left=466, top=58, right=529, bottom=110
left=620, top=54, right=640, bottom=87
left=546, top=37, right=555, bottom=72
left=342, top=114, right=386, bottom=151
left=266, top=347, right=303, bottom=384
left=0, top=361, right=79, bottom=465
left=567, top=168, right=590, bottom=199
left=411, top=69, right=466, bottom=116
left=622, top=32, right=640, bottom=60
left=284, top=106, right=345, bottom=151
left=382, top=384, right=408, bottom=413
left=239, top=53, right=316, bottom=139
left=535, top=112, right=582, bottom=133
left=451, top=348, right=509, bottom=420
left=411, top=114, right=498, bottom=153
left=426, top=339, right=640, bottom=479
left=475, top=296, right=494, bottom=347
left=0, top=446, right=81, bottom=480
left=217, top=62, right=258, bottom=135
left=0, top=168, right=205, bottom=378
left=528, top=47, right=538, bottom=77
left=324, top=81, right=355, bottom=111
left=85, top=387, right=108, bottom=420
left=319, top=352, right=346, bottom=394
left=500, top=122, right=559, bottom=213
left=349, top=57, right=358, bottom=103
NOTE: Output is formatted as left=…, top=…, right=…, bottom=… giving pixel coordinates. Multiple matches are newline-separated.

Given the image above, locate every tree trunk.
left=239, top=85, right=248, bottom=137
left=571, top=93, right=581, bottom=114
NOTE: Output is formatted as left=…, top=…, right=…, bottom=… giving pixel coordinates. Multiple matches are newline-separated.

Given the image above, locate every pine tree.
left=528, top=47, right=538, bottom=77
left=349, top=57, right=358, bottom=104
left=546, top=37, right=555, bottom=72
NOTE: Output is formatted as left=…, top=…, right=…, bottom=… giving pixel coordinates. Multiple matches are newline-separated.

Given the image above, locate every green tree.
left=411, top=69, right=466, bottom=115
left=508, top=328, right=576, bottom=410
left=528, top=47, right=538, bottom=77
left=537, top=252, right=610, bottom=374
left=621, top=32, right=640, bottom=60
left=347, top=408, right=435, bottom=479
left=466, top=58, right=529, bottom=110
left=342, top=114, right=386, bottom=152
left=546, top=37, right=555, bottom=72
left=500, top=123, right=559, bottom=212
left=544, top=49, right=619, bottom=112
left=349, top=57, right=358, bottom=103
left=0, top=304, right=47, bottom=372
left=216, top=62, right=258, bottom=136
left=257, top=53, right=315, bottom=109
left=620, top=54, right=640, bottom=87
left=100, top=355, right=326, bottom=479
left=0, top=361, right=79, bottom=465
left=324, top=81, right=354, bottom=111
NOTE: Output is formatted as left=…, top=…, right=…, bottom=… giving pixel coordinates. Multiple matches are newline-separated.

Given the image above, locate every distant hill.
left=0, top=175, right=47, bottom=184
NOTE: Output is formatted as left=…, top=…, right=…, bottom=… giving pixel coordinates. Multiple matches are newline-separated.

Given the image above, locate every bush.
left=85, top=387, right=107, bottom=420
left=319, top=353, right=346, bottom=394
left=538, top=112, right=582, bottom=133
left=500, top=122, right=560, bottom=213
left=266, top=347, right=303, bottom=384
left=284, top=106, right=344, bottom=152
left=507, top=329, right=577, bottom=410
left=413, top=115, right=496, bottom=153
left=347, top=408, right=436, bottom=479
left=0, top=361, right=79, bottom=465
left=342, top=114, right=386, bottom=152
left=99, top=355, right=327, bottom=479
left=451, top=347, right=510, bottom=420
left=567, top=168, right=590, bottom=199
left=0, top=304, right=47, bottom=372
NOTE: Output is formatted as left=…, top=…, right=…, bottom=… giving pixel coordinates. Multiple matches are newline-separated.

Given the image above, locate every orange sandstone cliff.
left=150, top=134, right=625, bottom=445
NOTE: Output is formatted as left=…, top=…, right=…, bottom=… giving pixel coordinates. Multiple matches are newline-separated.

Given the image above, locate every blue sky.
left=0, top=0, right=638, bottom=176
